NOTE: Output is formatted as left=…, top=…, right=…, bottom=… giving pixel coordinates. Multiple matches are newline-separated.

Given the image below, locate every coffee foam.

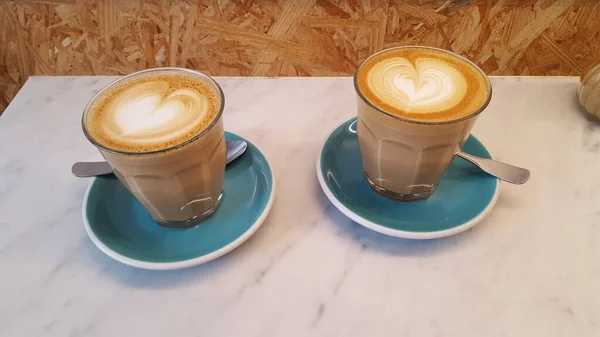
left=356, top=48, right=490, bottom=123
left=85, top=70, right=220, bottom=152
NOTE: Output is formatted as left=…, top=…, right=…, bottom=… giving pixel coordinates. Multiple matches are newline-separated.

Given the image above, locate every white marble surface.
left=0, top=76, right=599, bottom=337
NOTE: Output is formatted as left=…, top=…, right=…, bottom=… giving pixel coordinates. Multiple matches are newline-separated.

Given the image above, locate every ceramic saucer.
left=83, top=132, right=274, bottom=270
left=317, top=118, right=499, bottom=240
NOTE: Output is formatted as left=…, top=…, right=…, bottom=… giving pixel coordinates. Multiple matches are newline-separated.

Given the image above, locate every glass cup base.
left=363, top=171, right=434, bottom=202
left=155, top=191, right=224, bottom=228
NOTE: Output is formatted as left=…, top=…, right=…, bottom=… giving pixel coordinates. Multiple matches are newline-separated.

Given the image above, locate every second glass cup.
left=82, top=68, right=226, bottom=228
left=354, top=46, right=492, bottom=201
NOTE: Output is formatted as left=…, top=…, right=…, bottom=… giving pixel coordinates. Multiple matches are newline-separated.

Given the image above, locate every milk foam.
left=105, top=80, right=209, bottom=145
left=87, top=72, right=219, bottom=152
left=367, top=57, right=467, bottom=114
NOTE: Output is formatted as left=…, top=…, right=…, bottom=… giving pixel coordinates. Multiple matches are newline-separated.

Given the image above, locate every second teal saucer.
left=83, top=132, right=274, bottom=270
left=317, top=118, right=499, bottom=239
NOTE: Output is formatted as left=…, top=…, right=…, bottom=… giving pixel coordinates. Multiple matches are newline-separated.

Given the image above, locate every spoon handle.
left=72, top=140, right=248, bottom=178
left=72, top=161, right=113, bottom=178
left=456, top=151, right=530, bottom=185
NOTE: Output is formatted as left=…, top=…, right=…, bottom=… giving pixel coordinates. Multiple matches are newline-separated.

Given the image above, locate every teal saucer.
left=83, top=132, right=274, bottom=270
left=317, top=118, right=499, bottom=240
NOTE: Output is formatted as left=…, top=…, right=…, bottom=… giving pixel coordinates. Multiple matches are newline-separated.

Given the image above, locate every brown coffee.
left=354, top=47, right=491, bottom=201
left=83, top=68, right=226, bottom=227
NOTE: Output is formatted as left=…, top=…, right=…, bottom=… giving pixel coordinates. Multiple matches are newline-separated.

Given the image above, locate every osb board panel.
left=1, top=0, right=600, bottom=114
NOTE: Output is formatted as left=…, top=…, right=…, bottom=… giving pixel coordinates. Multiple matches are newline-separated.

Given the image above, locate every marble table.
left=0, top=76, right=598, bottom=337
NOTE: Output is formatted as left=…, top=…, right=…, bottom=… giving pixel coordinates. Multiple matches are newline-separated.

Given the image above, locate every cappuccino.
left=356, top=47, right=489, bottom=123
left=85, top=71, right=220, bottom=152
left=83, top=68, right=226, bottom=227
left=354, top=47, right=491, bottom=201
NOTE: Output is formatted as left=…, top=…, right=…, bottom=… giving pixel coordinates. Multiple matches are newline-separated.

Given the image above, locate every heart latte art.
left=367, top=57, right=467, bottom=114
left=357, top=48, right=490, bottom=122
left=106, top=81, right=209, bottom=144
left=86, top=72, right=219, bottom=152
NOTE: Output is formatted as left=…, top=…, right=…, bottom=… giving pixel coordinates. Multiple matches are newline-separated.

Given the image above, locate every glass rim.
left=353, top=46, right=493, bottom=125
left=81, top=67, right=225, bottom=156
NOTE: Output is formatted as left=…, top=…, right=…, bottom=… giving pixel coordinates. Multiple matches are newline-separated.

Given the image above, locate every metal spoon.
left=72, top=140, right=248, bottom=178
left=456, top=151, right=530, bottom=184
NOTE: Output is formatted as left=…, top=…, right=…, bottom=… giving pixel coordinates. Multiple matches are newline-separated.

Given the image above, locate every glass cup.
left=354, top=47, right=492, bottom=201
left=82, top=68, right=226, bottom=228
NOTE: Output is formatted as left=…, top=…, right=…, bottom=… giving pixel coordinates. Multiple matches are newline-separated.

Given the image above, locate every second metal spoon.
left=72, top=140, right=248, bottom=178
left=456, top=151, right=530, bottom=184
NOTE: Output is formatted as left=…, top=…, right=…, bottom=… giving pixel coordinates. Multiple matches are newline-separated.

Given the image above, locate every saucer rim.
left=82, top=137, right=275, bottom=271
left=316, top=119, right=500, bottom=240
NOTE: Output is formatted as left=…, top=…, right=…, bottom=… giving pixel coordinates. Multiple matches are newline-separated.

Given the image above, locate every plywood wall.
left=2, top=0, right=600, bottom=113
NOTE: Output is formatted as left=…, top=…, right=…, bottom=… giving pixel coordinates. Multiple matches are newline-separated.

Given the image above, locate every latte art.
left=356, top=47, right=490, bottom=122
left=85, top=71, right=220, bottom=152
left=104, top=81, right=209, bottom=145
left=367, top=57, right=467, bottom=114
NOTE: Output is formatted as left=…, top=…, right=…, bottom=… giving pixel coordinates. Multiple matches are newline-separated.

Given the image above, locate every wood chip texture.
left=1, top=0, right=599, bottom=113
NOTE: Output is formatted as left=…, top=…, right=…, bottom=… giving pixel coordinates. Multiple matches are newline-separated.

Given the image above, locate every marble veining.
left=0, top=76, right=599, bottom=337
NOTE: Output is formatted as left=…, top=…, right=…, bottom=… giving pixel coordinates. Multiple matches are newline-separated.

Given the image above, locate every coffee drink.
left=83, top=68, right=226, bottom=227
left=354, top=47, right=491, bottom=201
left=356, top=47, right=489, bottom=122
